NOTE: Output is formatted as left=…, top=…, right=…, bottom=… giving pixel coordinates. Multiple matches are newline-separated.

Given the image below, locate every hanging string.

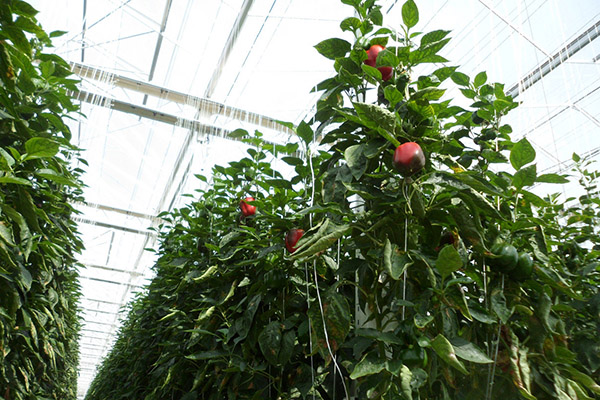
left=306, top=116, right=317, bottom=400
left=485, top=275, right=505, bottom=400
left=312, top=262, right=350, bottom=400
left=485, top=140, right=503, bottom=399
left=401, top=179, right=411, bottom=320
left=402, top=215, right=408, bottom=320
left=303, top=262, right=316, bottom=400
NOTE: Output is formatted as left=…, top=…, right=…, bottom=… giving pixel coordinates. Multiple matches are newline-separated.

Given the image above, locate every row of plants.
left=85, top=0, right=599, bottom=399
left=0, top=1, right=84, bottom=399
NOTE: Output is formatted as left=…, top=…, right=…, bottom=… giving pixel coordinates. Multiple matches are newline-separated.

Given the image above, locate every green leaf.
left=321, top=164, right=353, bottom=204
left=292, top=219, right=349, bottom=260
left=309, top=290, right=351, bottom=358
left=0, top=108, right=14, bottom=120
left=433, top=66, right=458, bottom=82
left=19, top=265, right=32, bottom=292
left=470, top=307, right=496, bottom=324
left=185, top=350, right=227, bottom=360
left=13, top=1, right=39, bottom=16
left=413, top=38, right=451, bottom=64
left=401, top=0, right=419, bottom=29
left=449, top=337, right=493, bottom=363
left=414, top=313, right=434, bottom=328
left=35, top=168, right=79, bottom=186
left=353, top=102, right=394, bottom=131
left=24, top=137, right=59, bottom=160
left=340, top=17, right=361, bottom=32
left=0, top=176, right=31, bottom=186
left=314, top=38, right=351, bottom=60
left=460, top=88, right=476, bottom=99
left=296, top=120, right=314, bottom=144
left=536, top=293, right=553, bottom=332
left=356, top=328, right=403, bottom=345
left=384, top=86, right=403, bottom=107
left=258, top=321, right=282, bottom=366
left=352, top=102, right=400, bottom=146
left=491, top=288, right=512, bottom=324
left=369, top=7, right=383, bottom=26
left=564, top=366, right=600, bottom=394
left=345, top=144, right=368, bottom=180
left=0, top=147, right=15, bottom=167
left=436, top=245, right=462, bottom=280
left=421, top=30, right=450, bottom=46
left=4, top=25, right=31, bottom=55
left=361, top=63, right=383, bottom=80
left=51, top=30, right=70, bottom=39
left=536, top=173, right=569, bottom=184
left=228, top=128, right=248, bottom=138
left=513, top=164, right=537, bottom=189
left=451, top=72, right=470, bottom=87
left=400, top=365, right=413, bottom=399
left=278, top=330, right=295, bottom=365
left=474, top=71, right=487, bottom=87
left=1, top=205, right=31, bottom=257
left=510, top=138, right=536, bottom=170
left=431, top=334, right=468, bottom=374
left=383, top=238, right=412, bottom=280
left=376, top=48, right=399, bottom=68
left=350, top=354, right=385, bottom=379
left=236, top=294, right=261, bottom=340
left=450, top=205, right=485, bottom=251
left=0, top=221, right=16, bottom=246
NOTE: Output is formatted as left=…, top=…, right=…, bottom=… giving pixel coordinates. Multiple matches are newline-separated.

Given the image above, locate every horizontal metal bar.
left=70, top=90, right=303, bottom=157
left=81, top=307, right=124, bottom=315
left=70, top=61, right=293, bottom=135
left=80, top=327, right=113, bottom=335
left=78, top=275, right=146, bottom=288
left=508, top=19, right=600, bottom=98
left=82, top=320, right=119, bottom=327
left=73, top=201, right=160, bottom=222
left=81, top=298, right=125, bottom=306
left=73, top=216, right=155, bottom=236
left=81, top=263, right=145, bottom=277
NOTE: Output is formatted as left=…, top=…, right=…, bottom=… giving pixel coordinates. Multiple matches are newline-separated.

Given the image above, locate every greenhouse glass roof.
left=28, top=0, right=600, bottom=397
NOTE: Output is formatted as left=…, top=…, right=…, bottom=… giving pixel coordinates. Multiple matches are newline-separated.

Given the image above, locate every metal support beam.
left=70, top=61, right=292, bottom=135
left=73, top=201, right=159, bottom=222
left=204, top=0, right=255, bottom=98
left=73, top=216, right=155, bottom=236
left=507, top=20, right=600, bottom=98
left=81, top=262, right=145, bottom=277
left=78, top=275, right=146, bottom=289
left=81, top=298, right=125, bottom=306
left=70, top=90, right=302, bottom=156
left=143, top=0, right=173, bottom=105
left=478, top=0, right=551, bottom=58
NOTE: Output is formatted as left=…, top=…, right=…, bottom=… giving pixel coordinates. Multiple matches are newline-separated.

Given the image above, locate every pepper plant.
left=85, top=0, right=599, bottom=399
left=0, top=1, right=85, bottom=399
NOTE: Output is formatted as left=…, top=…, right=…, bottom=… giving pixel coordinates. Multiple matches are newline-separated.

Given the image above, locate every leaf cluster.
left=0, top=1, right=85, bottom=399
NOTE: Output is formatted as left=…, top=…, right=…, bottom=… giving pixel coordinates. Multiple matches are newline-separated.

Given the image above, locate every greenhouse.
left=1, top=0, right=599, bottom=398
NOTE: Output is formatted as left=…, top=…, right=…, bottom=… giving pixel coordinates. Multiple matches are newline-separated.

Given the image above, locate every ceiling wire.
left=523, top=0, right=562, bottom=171
left=445, top=0, right=547, bottom=80
left=478, top=0, right=551, bottom=58
left=186, top=1, right=228, bottom=95
left=226, top=0, right=295, bottom=109
left=62, top=0, right=134, bottom=48
left=222, top=0, right=279, bottom=103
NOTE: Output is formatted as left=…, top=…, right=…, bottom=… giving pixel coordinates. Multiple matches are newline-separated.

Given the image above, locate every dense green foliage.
left=0, top=1, right=84, bottom=399
left=86, top=0, right=599, bottom=399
